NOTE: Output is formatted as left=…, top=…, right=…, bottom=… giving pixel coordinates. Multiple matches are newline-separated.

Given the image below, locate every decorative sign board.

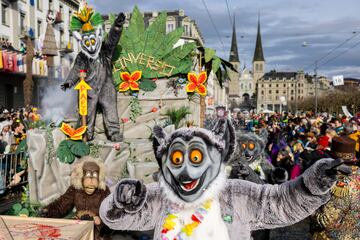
left=0, top=216, right=93, bottom=240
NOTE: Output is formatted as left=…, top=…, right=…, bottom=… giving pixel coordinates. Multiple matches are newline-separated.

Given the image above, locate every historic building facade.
left=256, top=71, right=331, bottom=112
left=0, top=0, right=79, bottom=108
left=228, top=17, right=264, bottom=111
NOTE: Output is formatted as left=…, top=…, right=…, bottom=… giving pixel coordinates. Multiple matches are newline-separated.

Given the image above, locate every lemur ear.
left=258, top=128, right=268, bottom=144
left=95, top=26, right=103, bottom=39
left=153, top=125, right=168, bottom=167
left=212, top=118, right=236, bottom=163
left=73, top=31, right=82, bottom=41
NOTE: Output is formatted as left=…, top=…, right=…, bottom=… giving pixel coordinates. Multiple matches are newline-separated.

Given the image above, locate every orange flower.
left=119, top=71, right=142, bottom=92
left=60, top=123, right=87, bottom=141
left=186, top=72, right=207, bottom=96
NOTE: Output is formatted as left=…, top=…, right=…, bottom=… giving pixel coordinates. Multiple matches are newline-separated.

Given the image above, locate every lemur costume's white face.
left=73, top=27, right=103, bottom=59
left=153, top=119, right=236, bottom=204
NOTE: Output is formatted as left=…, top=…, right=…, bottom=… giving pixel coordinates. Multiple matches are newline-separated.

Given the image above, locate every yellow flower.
left=182, top=222, right=199, bottom=236
left=203, top=200, right=212, bottom=210
left=163, top=214, right=177, bottom=230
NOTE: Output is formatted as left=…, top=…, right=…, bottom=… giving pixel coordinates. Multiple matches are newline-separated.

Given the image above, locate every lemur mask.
left=153, top=119, right=236, bottom=202
left=73, top=27, right=103, bottom=60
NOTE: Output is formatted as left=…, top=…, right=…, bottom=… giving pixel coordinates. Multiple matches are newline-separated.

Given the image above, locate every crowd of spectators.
left=0, top=107, right=41, bottom=154
left=205, top=110, right=360, bottom=180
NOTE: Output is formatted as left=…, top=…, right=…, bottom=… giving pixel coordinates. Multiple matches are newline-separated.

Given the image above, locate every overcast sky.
left=89, top=0, right=360, bottom=79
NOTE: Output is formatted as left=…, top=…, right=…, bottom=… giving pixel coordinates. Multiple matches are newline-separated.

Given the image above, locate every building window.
left=37, top=0, right=42, bottom=11
left=262, top=84, right=264, bottom=87
left=276, top=90, right=279, bottom=94
left=269, top=90, right=272, bottom=94
left=60, top=29, right=65, bottom=48
left=69, top=10, right=72, bottom=23
left=283, top=84, right=286, bottom=87
left=269, top=84, right=272, bottom=87
left=37, top=20, right=42, bottom=37
left=69, top=30, right=73, bottom=43
left=49, top=0, right=53, bottom=10
left=291, top=97, right=294, bottom=101
left=276, top=84, right=279, bottom=87
left=249, top=83, right=252, bottom=89
left=276, top=96, right=278, bottom=100
left=240, top=83, right=243, bottom=89
left=261, top=91, right=264, bottom=95
left=60, top=4, right=64, bottom=19
left=291, top=90, right=294, bottom=95
left=256, top=64, right=259, bottom=71
left=2, top=4, right=9, bottom=26
left=184, top=24, right=189, bottom=36
left=167, top=23, right=174, bottom=33
left=291, top=84, right=294, bottom=87
left=20, top=12, right=26, bottom=33
left=259, top=64, right=263, bottom=71
left=283, top=90, right=286, bottom=94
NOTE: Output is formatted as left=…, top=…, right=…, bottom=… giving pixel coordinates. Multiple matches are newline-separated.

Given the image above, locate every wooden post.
left=199, top=51, right=206, bottom=128
left=75, top=70, right=92, bottom=142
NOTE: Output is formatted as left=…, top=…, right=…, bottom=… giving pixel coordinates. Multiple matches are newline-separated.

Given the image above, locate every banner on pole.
left=342, top=106, right=353, bottom=118
left=332, top=75, right=344, bottom=86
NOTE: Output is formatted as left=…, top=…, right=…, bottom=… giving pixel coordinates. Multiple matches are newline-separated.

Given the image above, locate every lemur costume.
left=61, top=2, right=125, bottom=142
left=100, top=119, right=349, bottom=240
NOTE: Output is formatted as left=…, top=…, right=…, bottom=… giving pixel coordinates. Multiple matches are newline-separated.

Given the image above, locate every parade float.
left=24, top=3, right=235, bottom=207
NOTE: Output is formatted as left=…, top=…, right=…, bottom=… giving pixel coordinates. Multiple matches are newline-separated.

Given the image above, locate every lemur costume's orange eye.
left=171, top=150, right=184, bottom=166
left=190, top=149, right=203, bottom=164
left=91, top=39, right=96, bottom=45
left=85, top=40, right=90, bottom=47
left=248, top=142, right=255, bottom=150
left=242, top=143, right=247, bottom=149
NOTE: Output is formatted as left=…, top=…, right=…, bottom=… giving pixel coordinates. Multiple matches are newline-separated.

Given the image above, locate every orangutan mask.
left=82, top=162, right=100, bottom=195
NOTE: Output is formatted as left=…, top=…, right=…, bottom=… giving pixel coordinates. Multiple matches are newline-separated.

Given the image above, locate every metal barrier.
left=0, top=152, right=28, bottom=194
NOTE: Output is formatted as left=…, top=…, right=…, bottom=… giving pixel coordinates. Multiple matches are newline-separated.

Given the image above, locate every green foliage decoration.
left=56, top=140, right=90, bottom=164
left=129, top=97, right=142, bottom=122
left=112, top=6, right=197, bottom=84
left=164, top=106, right=192, bottom=129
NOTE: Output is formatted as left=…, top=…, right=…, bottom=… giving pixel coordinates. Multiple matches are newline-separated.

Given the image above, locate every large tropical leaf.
left=205, top=48, right=216, bottom=63
left=67, top=140, right=90, bottom=157
left=113, top=6, right=197, bottom=82
left=57, top=140, right=76, bottom=164
left=139, top=79, right=157, bottom=91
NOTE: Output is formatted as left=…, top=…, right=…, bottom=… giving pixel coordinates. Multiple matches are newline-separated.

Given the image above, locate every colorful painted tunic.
left=312, top=166, right=360, bottom=240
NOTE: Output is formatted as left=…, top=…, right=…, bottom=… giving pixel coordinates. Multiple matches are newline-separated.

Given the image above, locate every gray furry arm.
left=64, top=54, right=84, bottom=87
left=231, top=159, right=336, bottom=230
left=99, top=181, right=162, bottom=231
left=104, top=13, right=125, bottom=56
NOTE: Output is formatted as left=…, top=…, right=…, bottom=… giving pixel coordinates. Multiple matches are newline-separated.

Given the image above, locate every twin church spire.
left=228, top=14, right=265, bottom=64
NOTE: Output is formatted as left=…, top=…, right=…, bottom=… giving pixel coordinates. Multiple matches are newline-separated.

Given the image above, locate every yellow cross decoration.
left=74, top=79, right=92, bottom=116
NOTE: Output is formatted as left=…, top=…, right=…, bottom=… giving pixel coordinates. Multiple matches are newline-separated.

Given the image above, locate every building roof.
left=262, top=70, right=297, bottom=80
left=229, top=17, right=239, bottom=63
left=253, top=15, right=265, bottom=62
left=261, top=70, right=314, bottom=82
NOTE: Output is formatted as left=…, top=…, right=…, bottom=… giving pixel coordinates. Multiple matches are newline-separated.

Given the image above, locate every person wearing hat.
left=311, top=136, right=360, bottom=240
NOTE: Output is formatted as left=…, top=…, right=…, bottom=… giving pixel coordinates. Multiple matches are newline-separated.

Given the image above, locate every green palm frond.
left=112, top=5, right=197, bottom=85
left=90, top=12, right=104, bottom=28
left=165, top=106, right=191, bottom=129
left=70, top=16, right=83, bottom=32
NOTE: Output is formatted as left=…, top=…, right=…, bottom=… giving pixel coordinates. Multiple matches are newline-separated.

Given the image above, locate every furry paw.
left=302, top=158, right=351, bottom=195
left=115, top=13, right=126, bottom=27
left=114, top=179, right=147, bottom=213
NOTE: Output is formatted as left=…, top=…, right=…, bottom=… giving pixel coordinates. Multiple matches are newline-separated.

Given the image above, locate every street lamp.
left=314, top=61, right=318, bottom=116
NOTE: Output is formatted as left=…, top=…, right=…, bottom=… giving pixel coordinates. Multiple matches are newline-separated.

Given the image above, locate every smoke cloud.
left=40, top=82, right=77, bottom=126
